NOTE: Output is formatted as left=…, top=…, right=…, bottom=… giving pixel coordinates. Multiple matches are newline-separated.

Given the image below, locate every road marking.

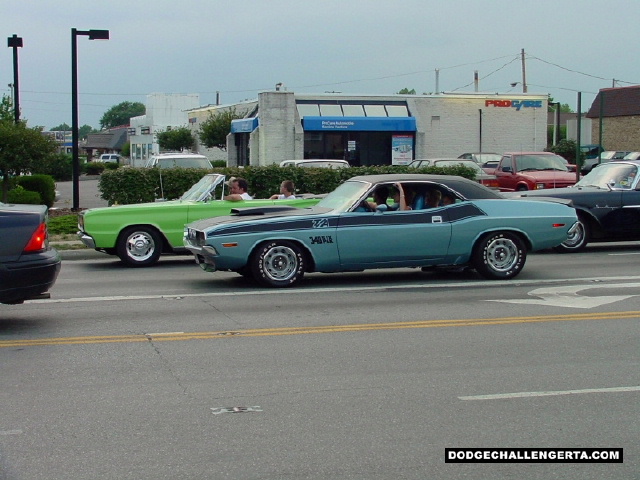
left=459, top=385, right=640, bottom=401
left=29, top=275, right=640, bottom=305
left=490, top=283, right=640, bottom=309
left=1, top=311, right=638, bottom=348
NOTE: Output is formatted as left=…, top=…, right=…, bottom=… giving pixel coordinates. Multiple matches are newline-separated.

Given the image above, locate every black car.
left=505, top=160, right=640, bottom=252
left=0, top=202, right=61, bottom=304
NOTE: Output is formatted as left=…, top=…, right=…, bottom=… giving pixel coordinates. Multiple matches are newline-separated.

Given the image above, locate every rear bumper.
left=0, top=249, right=62, bottom=304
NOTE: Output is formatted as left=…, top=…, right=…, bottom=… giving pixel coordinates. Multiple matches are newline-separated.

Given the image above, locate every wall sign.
left=485, top=100, right=543, bottom=111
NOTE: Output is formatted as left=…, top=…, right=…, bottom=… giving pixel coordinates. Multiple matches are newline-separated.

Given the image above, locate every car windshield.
left=475, top=154, right=501, bottom=163
left=516, top=154, right=569, bottom=172
left=180, top=174, right=226, bottom=201
left=315, top=180, right=370, bottom=212
left=157, top=158, right=211, bottom=169
left=575, top=163, right=639, bottom=190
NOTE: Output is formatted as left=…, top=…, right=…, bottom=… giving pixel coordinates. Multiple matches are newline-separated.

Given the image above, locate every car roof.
left=152, top=153, right=207, bottom=158
left=503, top=151, right=557, bottom=155
left=347, top=173, right=502, bottom=199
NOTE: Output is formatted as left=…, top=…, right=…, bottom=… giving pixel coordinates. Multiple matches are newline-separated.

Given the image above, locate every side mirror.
left=502, top=166, right=512, bottom=173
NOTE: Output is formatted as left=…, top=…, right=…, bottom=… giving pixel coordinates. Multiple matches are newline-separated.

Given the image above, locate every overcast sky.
left=2, top=0, right=638, bottom=130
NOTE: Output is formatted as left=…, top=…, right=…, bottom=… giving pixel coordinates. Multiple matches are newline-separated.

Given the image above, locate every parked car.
left=458, top=152, right=502, bottom=165
left=494, top=152, right=577, bottom=192
left=78, top=174, right=323, bottom=267
left=144, top=153, right=213, bottom=169
left=505, top=160, right=640, bottom=252
left=98, top=153, right=121, bottom=164
left=409, top=158, right=499, bottom=189
left=581, top=151, right=629, bottom=174
left=184, top=174, right=577, bottom=287
left=279, top=159, right=349, bottom=169
left=0, top=203, right=61, bottom=304
left=623, top=152, right=640, bottom=161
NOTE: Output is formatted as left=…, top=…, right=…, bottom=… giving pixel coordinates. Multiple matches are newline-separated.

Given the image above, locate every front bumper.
left=77, top=231, right=96, bottom=249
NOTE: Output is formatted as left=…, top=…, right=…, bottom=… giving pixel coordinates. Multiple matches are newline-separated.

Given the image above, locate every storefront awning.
left=231, top=117, right=259, bottom=133
left=303, top=116, right=416, bottom=132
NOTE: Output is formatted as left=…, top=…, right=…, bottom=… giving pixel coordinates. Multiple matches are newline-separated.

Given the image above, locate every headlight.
left=77, top=213, right=84, bottom=230
left=535, top=183, right=545, bottom=189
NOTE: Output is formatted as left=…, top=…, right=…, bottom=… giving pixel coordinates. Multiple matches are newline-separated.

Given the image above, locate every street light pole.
left=7, top=34, right=23, bottom=124
left=71, top=28, right=109, bottom=211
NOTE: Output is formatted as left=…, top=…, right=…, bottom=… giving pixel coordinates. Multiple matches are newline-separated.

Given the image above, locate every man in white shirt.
left=224, top=177, right=253, bottom=201
left=270, top=180, right=295, bottom=199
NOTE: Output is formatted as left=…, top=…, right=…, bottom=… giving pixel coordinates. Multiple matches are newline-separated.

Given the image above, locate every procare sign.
left=485, top=99, right=543, bottom=111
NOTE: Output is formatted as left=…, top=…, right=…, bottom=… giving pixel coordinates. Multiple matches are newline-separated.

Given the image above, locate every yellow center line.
left=1, top=311, right=639, bottom=348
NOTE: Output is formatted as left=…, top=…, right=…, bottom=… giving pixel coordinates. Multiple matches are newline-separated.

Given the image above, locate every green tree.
left=156, top=126, right=195, bottom=152
left=100, top=101, right=145, bottom=130
left=0, top=121, right=58, bottom=201
left=198, top=108, right=245, bottom=151
left=397, top=88, right=417, bottom=95
left=1, top=95, right=14, bottom=122
left=548, top=97, right=573, bottom=113
left=548, top=139, right=582, bottom=166
left=51, top=123, right=71, bottom=131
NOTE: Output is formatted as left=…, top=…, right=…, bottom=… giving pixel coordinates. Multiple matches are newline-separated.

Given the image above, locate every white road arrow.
left=489, top=283, right=640, bottom=309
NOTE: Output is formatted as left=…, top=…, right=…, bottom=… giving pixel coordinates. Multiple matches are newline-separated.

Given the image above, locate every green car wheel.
left=117, top=226, right=163, bottom=267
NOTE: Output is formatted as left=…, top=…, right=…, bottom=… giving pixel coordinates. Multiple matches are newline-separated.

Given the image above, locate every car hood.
left=516, top=171, right=576, bottom=181
left=187, top=205, right=333, bottom=231
left=503, top=185, right=603, bottom=199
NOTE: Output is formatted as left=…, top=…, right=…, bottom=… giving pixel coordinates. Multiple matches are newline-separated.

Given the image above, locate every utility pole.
left=520, top=48, right=528, bottom=93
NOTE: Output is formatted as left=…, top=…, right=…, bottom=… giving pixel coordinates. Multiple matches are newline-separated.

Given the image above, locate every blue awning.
left=231, top=117, right=259, bottom=133
left=303, top=116, right=416, bottom=132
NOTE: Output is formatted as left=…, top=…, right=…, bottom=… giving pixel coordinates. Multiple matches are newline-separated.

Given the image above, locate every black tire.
left=250, top=240, right=305, bottom=287
left=516, top=185, right=528, bottom=191
left=472, top=232, right=526, bottom=280
left=116, top=226, right=163, bottom=267
left=554, top=217, right=589, bottom=253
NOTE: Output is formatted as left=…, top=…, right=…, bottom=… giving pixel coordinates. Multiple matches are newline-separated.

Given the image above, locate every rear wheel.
left=554, top=217, right=589, bottom=253
left=472, top=232, right=526, bottom=279
left=251, top=241, right=305, bottom=287
left=116, top=226, right=163, bottom=267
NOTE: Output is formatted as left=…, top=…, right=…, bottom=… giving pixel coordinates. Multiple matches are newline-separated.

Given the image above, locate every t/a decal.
left=312, top=218, right=330, bottom=228
left=309, top=235, right=334, bottom=245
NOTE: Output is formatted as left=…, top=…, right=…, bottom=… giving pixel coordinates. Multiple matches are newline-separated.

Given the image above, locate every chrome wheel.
left=473, top=232, right=526, bottom=279
left=116, top=227, right=163, bottom=267
left=554, top=219, right=588, bottom=253
left=252, top=241, right=305, bottom=287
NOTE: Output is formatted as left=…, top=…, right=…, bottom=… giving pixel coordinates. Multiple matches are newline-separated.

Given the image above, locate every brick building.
left=586, top=85, right=640, bottom=151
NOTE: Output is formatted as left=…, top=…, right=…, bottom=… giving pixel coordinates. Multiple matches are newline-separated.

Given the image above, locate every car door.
left=335, top=208, right=452, bottom=268
left=494, top=155, right=517, bottom=191
left=600, top=186, right=640, bottom=238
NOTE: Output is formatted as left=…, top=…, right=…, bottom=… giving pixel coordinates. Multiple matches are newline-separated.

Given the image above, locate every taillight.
left=23, top=222, right=48, bottom=252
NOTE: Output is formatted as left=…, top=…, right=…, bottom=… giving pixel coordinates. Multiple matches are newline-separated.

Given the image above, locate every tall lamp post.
left=71, top=28, right=109, bottom=211
left=7, top=34, right=23, bottom=124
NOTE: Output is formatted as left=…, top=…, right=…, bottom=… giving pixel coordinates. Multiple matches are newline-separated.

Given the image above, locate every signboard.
left=391, top=135, right=414, bottom=165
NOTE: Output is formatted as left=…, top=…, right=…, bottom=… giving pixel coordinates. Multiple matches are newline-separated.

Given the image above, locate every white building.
left=128, top=93, right=200, bottom=167
left=186, top=90, right=549, bottom=167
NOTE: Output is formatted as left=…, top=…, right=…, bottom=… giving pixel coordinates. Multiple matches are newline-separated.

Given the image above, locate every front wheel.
left=251, top=241, right=305, bottom=287
left=554, top=218, right=589, bottom=253
left=116, top=226, right=163, bottom=267
left=472, top=232, right=526, bottom=279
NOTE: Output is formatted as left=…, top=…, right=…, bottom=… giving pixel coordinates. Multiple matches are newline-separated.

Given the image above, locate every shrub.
left=30, top=153, right=73, bottom=181
left=15, top=174, right=56, bottom=207
left=84, top=162, right=106, bottom=175
left=7, top=185, right=41, bottom=205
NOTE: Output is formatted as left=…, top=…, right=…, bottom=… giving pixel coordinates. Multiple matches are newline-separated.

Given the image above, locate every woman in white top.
left=270, top=180, right=295, bottom=199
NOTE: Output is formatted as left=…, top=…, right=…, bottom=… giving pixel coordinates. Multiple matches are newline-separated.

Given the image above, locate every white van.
left=145, top=153, right=213, bottom=169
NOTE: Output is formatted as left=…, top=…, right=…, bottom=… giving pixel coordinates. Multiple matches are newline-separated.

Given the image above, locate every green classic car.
left=78, top=174, right=323, bottom=267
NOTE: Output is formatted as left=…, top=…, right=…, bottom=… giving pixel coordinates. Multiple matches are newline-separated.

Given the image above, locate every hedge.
left=14, top=174, right=56, bottom=207
left=98, top=165, right=479, bottom=205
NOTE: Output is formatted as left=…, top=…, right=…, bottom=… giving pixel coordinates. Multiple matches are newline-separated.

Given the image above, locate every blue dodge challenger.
left=184, top=174, right=578, bottom=287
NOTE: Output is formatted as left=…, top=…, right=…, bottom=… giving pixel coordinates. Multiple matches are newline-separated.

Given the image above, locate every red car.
left=494, top=152, right=577, bottom=192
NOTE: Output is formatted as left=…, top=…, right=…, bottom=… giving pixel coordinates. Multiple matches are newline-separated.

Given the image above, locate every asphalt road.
left=1, top=249, right=638, bottom=479
left=53, top=175, right=108, bottom=210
